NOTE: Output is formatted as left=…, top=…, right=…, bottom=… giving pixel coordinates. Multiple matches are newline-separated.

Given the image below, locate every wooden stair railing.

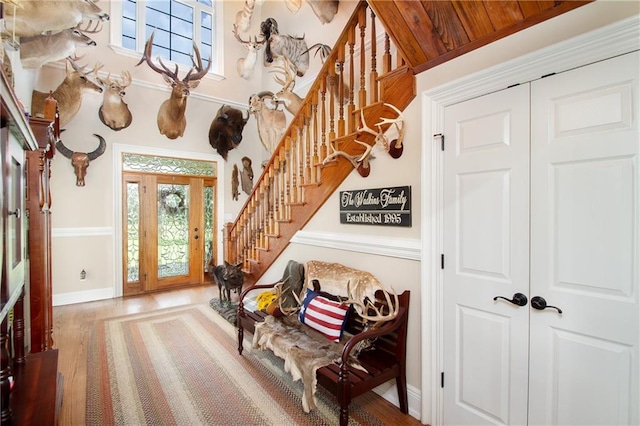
left=224, top=1, right=416, bottom=283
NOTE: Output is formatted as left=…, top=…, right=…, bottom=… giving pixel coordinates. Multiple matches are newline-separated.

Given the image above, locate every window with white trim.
left=110, top=0, right=224, bottom=77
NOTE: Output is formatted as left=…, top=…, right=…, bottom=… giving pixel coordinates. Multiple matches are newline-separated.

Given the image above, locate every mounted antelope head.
left=19, top=27, right=97, bottom=69
left=3, top=0, right=109, bottom=37
left=31, top=58, right=103, bottom=128
left=94, top=64, right=133, bottom=131
left=56, top=134, right=107, bottom=186
left=136, top=31, right=211, bottom=140
left=233, top=24, right=265, bottom=80
left=271, top=57, right=303, bottom=115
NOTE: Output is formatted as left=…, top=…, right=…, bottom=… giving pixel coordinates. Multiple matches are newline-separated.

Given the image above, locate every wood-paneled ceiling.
left=368, top=0, right=592, bottom=74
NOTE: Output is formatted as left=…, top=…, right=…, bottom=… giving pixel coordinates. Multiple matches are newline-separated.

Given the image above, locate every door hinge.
left=441, top=254, right=444, bottom=269
left=441, top=372, right=444, bottom=388
left=434, top=133, right=444, bottom=151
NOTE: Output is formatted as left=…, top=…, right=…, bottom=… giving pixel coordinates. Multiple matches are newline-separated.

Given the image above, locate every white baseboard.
left=53, top=287, right=114, bottom=306
left=374, top=381, right=422, bottom=421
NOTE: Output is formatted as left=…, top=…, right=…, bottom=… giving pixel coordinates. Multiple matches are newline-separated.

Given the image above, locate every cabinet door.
left=528, top=51, right=639, bottom=426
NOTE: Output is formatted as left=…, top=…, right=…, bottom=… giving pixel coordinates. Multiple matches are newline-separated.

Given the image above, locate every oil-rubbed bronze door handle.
left=531, top=296, right=562, bottom=314
left=493, top=293, right=528, bottom=307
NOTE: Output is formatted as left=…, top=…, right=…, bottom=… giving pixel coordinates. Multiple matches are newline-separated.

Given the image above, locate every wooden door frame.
left=420, top=17, right=639, bottom=426
left=112, top=144, right=225, bottom=298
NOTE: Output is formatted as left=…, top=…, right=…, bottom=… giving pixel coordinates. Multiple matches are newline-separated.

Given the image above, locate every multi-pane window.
left=112, top=0, right=221, bottom=75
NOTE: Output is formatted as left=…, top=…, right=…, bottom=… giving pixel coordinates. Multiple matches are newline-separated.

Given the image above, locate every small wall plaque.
left=340, top=185, right=411, bottom=227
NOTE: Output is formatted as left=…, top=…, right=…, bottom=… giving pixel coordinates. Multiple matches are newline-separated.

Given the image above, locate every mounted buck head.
left=19, top=27, right=97, bottom=69
left=56, top=134, right=107, bottom=186
left=94, top=64, right=133, bottom=131
left=4, top=0, right=109, bottom=37
left=136, top=31, right=211, bottom=140
left=31, top=58, right=103, bottom=128
left=233, top=24, right=265, bottom=80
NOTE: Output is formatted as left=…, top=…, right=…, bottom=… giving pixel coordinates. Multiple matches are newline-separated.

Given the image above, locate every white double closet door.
left=442, top=51, right=639, bottom=425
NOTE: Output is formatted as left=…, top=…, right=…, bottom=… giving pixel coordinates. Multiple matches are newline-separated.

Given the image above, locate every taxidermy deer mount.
left=31, top=58, right=103, bottom=128
left=136, top=31, right=211, bottom=139
left=94, top=64, right=133, bottom=131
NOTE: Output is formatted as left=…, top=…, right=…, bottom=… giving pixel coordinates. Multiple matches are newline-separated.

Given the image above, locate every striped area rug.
left=86, top=304, right=385, bottom=425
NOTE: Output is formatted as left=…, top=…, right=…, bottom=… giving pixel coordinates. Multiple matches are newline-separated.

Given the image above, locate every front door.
left=122, top=171, right=216, bottom=295
left=443, top=52, right=639, bottom=425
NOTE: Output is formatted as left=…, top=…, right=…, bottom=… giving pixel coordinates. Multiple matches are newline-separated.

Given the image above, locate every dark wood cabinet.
left=1, top=65, right=60, bottom=424
left=26, top=117, right=56, bottom=352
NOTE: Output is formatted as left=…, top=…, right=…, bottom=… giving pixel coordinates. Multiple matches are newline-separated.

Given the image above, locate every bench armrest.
left=340, top=305, right=409, bottom=365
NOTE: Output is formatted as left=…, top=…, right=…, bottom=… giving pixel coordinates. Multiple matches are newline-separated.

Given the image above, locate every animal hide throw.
left=252, top=315, right=365, bottom=413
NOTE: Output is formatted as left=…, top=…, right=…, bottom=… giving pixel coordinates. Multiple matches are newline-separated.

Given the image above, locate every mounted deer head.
left=136, top=31, right=211, bottom=140
left=56, top=134, right=107, bottom=186
left=19, top=27, right=97, bottom=69
left=31, top=58, right=103, bottom=128
left=94, top=64, right=133, bottom=131
left=233, top=24, right=265, bottom=80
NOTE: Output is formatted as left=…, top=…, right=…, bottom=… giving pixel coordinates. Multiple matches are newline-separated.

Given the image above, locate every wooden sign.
left=339, top=186, right=411, bottom=227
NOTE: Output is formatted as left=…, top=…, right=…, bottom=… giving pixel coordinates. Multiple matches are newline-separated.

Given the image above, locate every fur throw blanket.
left=252, top=315, right=362, bottom=413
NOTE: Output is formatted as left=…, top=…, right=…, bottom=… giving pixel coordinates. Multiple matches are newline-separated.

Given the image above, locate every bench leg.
left=397, top=367, right=409, bottom=414
left=337, top=369, right=351, bottom=426
left=237, top=325, right=244, bottom=355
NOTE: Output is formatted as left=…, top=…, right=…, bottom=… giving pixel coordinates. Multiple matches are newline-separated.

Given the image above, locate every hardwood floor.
left=53, top=285, right=424, bottom=425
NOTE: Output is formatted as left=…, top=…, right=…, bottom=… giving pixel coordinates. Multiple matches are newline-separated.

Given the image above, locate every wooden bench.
left=236, top=262, right=410, bottom=426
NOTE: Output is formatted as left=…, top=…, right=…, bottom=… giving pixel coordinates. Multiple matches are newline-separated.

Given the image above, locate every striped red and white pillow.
left=299, top=290, right=349, bottom=342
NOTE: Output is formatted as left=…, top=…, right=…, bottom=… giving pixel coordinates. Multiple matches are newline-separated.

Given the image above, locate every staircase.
left=224, top=1, right=416, bottom=283
left=224, top=0, right=590, bottom=284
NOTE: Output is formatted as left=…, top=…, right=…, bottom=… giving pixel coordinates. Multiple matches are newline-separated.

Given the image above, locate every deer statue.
left=19, top=26, right=97, bottom=69
left=136, top=31, right=211, bottom=140
left=233, top=24, right=265, bottom=80
left=94, top=64, right=133, bottom=131
left=31, top=58, right=103, bottom=128
left=271, top=57, right=303, bottom=115
left=56, top=134, right=107, bottom=186
left=3, top=0, right=109, bottom=37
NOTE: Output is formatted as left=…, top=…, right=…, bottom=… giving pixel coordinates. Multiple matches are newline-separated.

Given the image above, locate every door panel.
left=123, top=172, right=215, bottom=295
left=443, top=84, right=531, bottom=426
left=529, top=52, right=639, bottom=426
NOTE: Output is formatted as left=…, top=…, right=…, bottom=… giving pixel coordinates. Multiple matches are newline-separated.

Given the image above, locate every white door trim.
left=420, top=15, right=640, bottom=426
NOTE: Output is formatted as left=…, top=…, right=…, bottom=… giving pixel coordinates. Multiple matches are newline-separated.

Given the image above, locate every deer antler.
left=76, top=20, right=103, bottom=33
left=340, top=280, right=400, bottom=324
left=120, top=70, right=132, bottom=88
left=323, top=139, right=373, bottom=177
left=269, top=57, right=297, bottom=91
left=183, top=40, right=211, bottom=83
left=357, top=103, right=406, bottom=158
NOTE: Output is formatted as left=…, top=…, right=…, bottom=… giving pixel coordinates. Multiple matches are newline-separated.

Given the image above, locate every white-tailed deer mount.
left=94, top=65, right=133, bottom=131
left=3, top=0, right=109, bottom=37
left=31, top=58, right=103, bottom=128
left=136, top=31, right=211, bottom=140
left=56, top=134, right=106, bottom=186
left=19, top=27, right=97, bottom=69
left=233, top=24, right=265, bottom=80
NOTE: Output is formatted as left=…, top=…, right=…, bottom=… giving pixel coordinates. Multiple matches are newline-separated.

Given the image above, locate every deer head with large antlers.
left=136, top=31, right=211, bottom=139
